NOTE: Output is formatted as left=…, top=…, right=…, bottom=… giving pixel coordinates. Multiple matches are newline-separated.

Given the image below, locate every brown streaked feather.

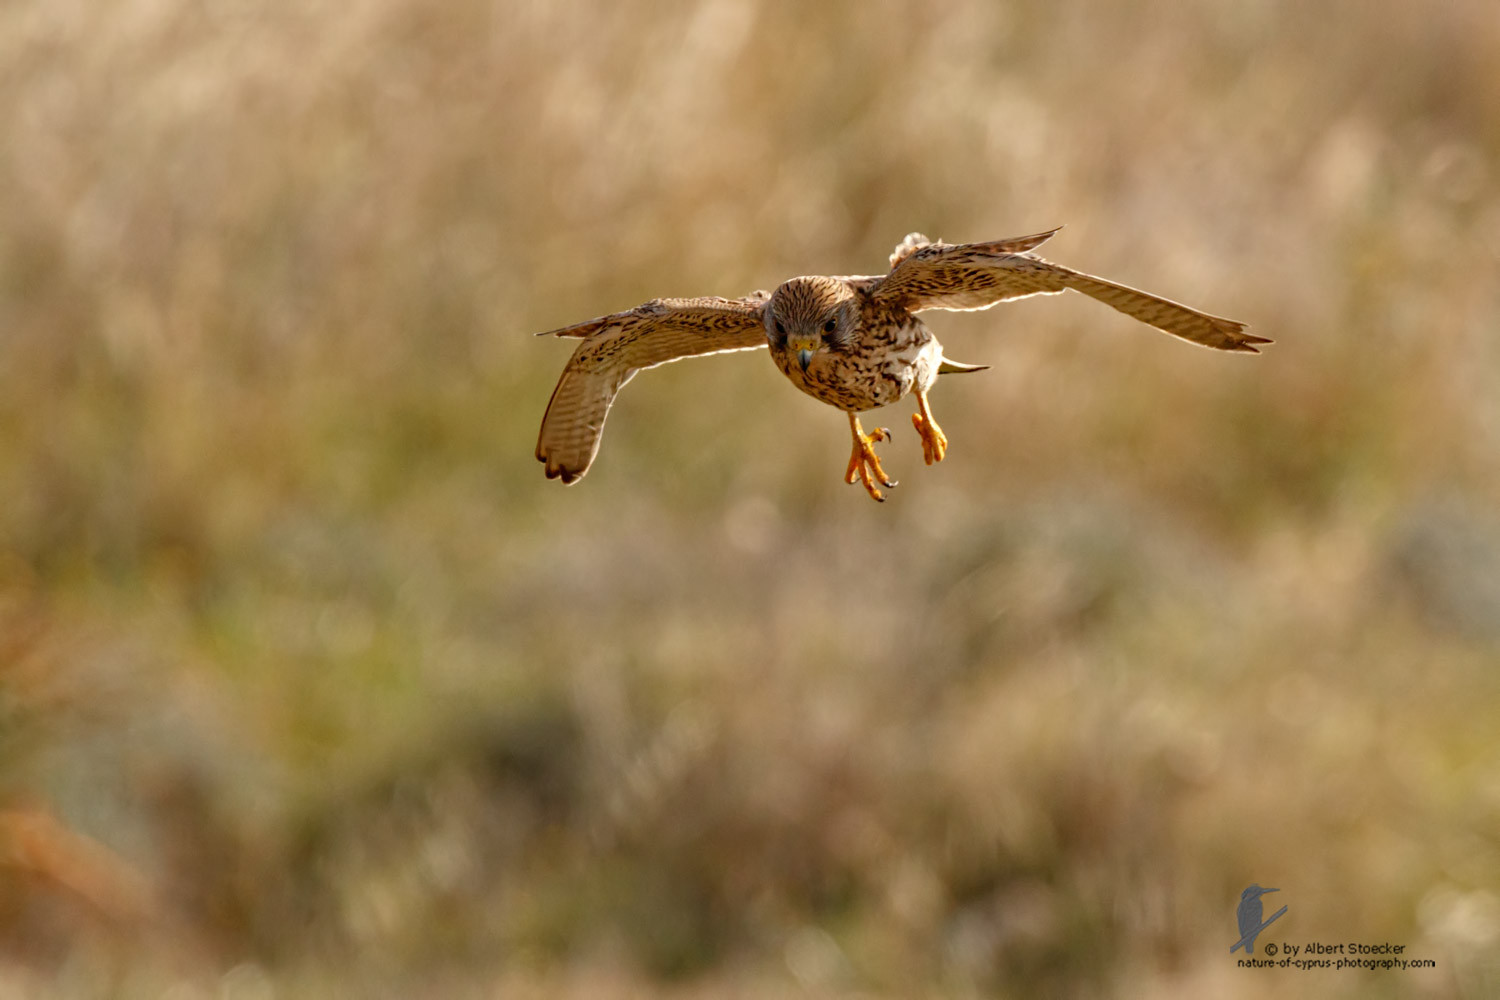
left=888, top=228, right=1062, bottom=270
left=873, top=232, right=1267, bottom=352
left=874, top=230, right=1071, bottom=312
left=535, top=293, right=770, bottom=484
left=1058, top=272, right=1269, bottom=352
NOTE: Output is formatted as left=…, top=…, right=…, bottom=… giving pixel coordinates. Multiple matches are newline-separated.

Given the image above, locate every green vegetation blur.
left=2, top=0, right=1498, bottom=996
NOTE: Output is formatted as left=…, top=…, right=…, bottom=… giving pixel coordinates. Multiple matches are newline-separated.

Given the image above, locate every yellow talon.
left=844, top=413, right=897, bottom=502
left=911, top=390, right=948, bottom=465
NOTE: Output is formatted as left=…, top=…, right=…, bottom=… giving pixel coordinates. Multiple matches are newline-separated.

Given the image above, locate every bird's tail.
left=937, top=358, right=990, bottom=375
left=1060, top=270, right=1270, bottom=353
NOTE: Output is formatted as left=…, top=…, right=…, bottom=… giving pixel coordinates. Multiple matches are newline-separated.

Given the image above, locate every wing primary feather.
left=968, top=226, right=1064, bottom=255
left=872, top=231, right=1262, bottom=353
left=1059, top=270, right=1270, bottom=353
left=535, top=294, right=769, bottom=484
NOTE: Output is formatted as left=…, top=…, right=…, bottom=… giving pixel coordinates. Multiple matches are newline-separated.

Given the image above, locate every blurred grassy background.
left=2, top=0, right=1499, bottom=996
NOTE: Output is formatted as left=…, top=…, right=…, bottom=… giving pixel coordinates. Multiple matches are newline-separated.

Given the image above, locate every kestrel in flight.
left=536, top=228, right=1266, bottom=501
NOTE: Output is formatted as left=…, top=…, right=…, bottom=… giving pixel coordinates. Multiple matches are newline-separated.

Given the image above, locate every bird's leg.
left=844, top=411, right=897, bottom=502
left=910, top=390, right=948, bottom=465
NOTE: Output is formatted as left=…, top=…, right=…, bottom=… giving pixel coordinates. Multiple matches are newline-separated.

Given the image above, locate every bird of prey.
left=1231, top=884, right=1286, bottom=954
left=535, top=228, right=1266, bottom=501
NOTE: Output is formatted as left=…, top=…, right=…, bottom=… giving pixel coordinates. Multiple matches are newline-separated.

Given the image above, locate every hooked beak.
left=789, top=337, right=818, bottom=373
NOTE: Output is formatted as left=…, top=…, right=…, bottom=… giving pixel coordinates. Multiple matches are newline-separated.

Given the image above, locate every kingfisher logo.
left=1230, top=884, right=1287, bottom=954
left=1230, top=887, right=1436, bottom=972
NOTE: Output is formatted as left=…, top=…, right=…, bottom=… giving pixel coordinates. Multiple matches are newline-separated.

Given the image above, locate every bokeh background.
left=2, top=0, right=1499, bottom=996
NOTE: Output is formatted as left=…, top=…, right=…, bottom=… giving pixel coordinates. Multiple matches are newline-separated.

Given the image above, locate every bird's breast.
left=769, top=322, right=935, bottom=412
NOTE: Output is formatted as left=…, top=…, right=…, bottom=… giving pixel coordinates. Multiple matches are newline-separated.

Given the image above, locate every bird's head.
left=1241, top=885, right=1279, bottom=900
left=767, top=276, right=855, bottom=373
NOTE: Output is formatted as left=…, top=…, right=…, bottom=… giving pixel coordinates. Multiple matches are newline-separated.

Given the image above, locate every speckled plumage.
left=762, top=275, right=938, bottom=412
left=536, top=228, right=1267, bottom=500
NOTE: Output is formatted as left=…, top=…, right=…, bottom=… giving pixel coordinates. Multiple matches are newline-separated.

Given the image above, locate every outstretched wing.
left=873, top=230, right=1268, bottom=353
left=535, top=292, right=770, bottom=484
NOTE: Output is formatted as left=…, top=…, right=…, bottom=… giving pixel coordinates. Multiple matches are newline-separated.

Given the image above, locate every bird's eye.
left=774, top=320, right=785, bottom=336
left=822, top=319, right=837, bottom=333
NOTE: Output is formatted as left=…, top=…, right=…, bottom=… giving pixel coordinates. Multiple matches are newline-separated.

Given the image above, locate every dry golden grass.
left=2, top=0, right=1499, bottom=996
